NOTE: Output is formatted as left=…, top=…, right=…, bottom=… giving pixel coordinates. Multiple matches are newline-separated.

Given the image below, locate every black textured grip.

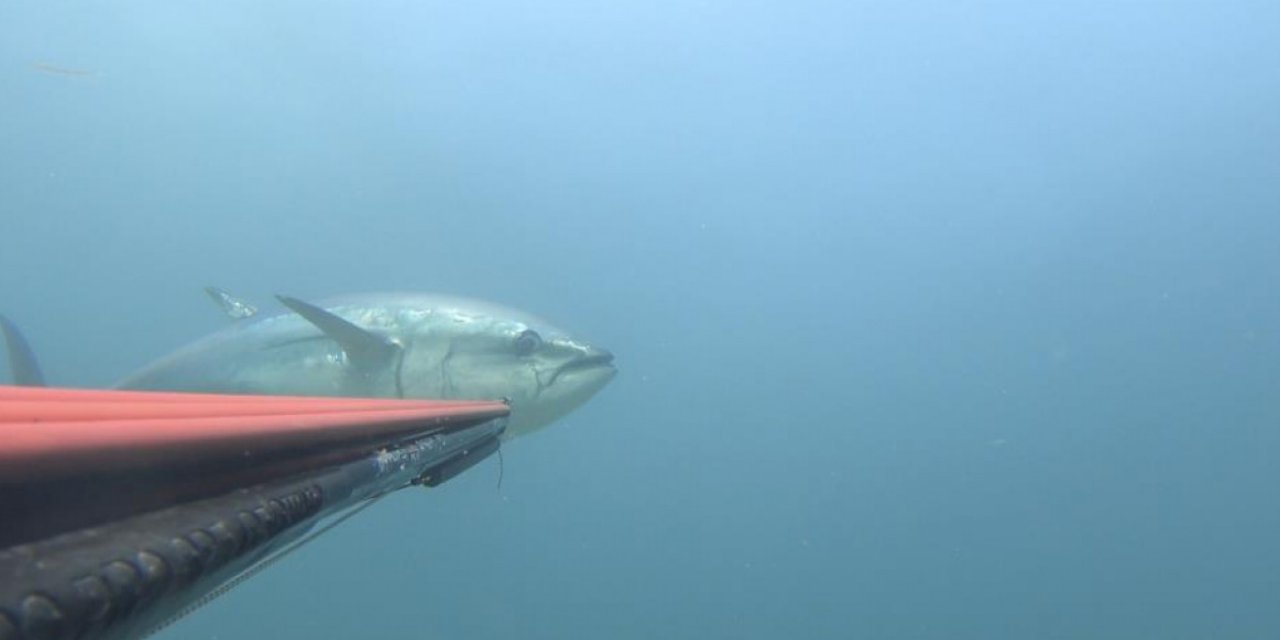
left=0, top=482, right=323, bottom=640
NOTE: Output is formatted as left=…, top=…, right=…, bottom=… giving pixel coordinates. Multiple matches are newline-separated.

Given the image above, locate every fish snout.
left=581, top=346, right=615, bottom=368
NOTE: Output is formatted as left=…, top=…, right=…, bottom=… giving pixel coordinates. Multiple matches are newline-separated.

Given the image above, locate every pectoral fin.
left=275, top=295, right=400, bottom=371
left=0, top=315, right=46, bottom=386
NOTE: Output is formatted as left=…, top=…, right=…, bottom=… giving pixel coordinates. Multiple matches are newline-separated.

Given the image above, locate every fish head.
left=393, top=298, right=616, bottom=437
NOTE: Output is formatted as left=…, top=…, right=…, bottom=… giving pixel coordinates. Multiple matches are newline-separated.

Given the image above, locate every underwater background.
left=3, top=1, right=1279, bottom=638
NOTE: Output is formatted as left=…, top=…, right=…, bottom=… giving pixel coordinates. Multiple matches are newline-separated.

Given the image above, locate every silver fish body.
left=117, top=293, right=616, bottom=437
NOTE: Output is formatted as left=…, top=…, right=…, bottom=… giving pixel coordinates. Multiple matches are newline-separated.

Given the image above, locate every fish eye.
left=514, top=329, right=542, bottom=356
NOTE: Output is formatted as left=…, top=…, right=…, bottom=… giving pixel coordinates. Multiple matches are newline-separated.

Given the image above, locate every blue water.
left=3, top=2, right=1279, bottom=638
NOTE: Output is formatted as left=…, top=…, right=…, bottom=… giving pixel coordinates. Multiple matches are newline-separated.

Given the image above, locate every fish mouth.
left=515, top=349, right=617, bottom=436
left=546, top=349, right=616, bottom=387
left=567, top=350, right=615, bottom=371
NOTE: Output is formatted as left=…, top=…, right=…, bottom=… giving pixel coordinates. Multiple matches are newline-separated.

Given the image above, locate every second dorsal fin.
left=0, top=315, right=46, bottom=387
left=204, top=286, right=258, bottom=320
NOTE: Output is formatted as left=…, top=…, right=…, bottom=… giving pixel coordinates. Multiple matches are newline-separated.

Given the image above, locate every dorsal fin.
left=204, top=286, right=258, bottom=319
left=0, top=315, right=46, bottom=386
left=275, top=295, right=399, bottom=371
